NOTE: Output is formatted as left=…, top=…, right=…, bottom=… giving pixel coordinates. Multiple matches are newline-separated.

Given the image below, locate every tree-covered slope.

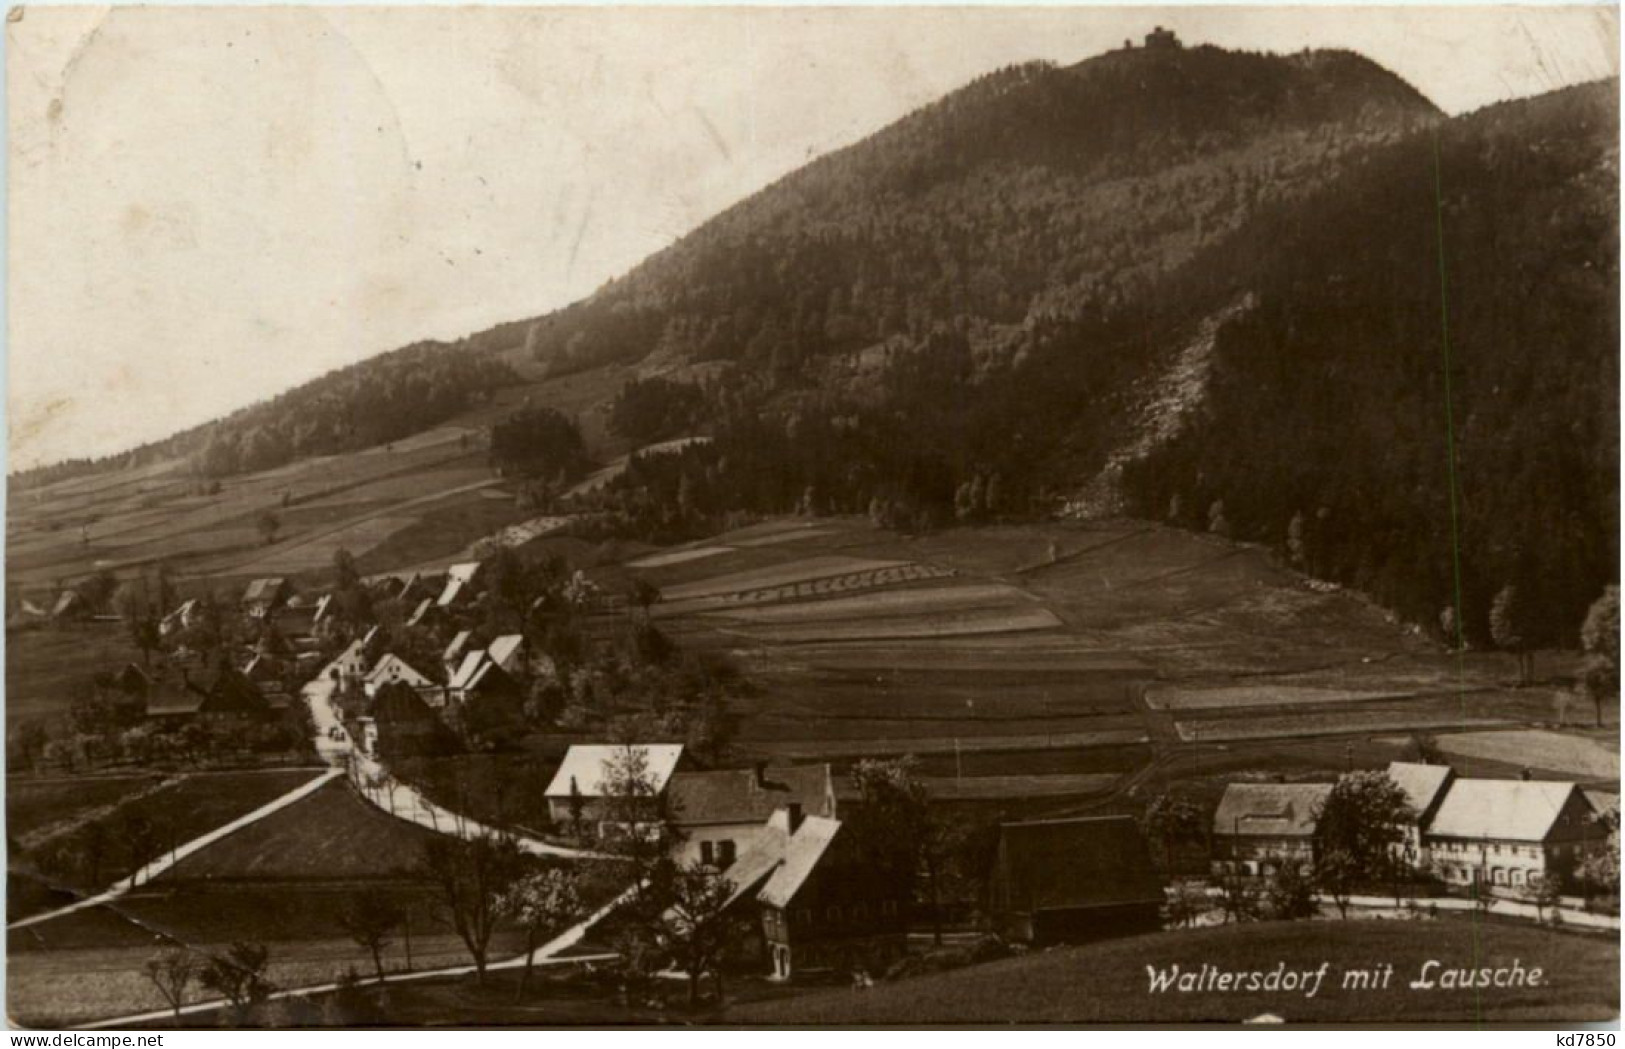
left=527, top=43, right=1440, bottom=377
left=1120, top=80, right=1619, bottom=642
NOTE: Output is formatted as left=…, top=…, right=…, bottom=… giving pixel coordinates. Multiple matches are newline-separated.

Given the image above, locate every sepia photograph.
left=4, top=3, right=1620, bottom=1029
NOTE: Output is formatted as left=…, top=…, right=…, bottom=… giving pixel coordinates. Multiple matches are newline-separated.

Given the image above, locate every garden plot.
left=915, top=773, right=1120, bottom=801
left=225, top=516, right=420, bottom=575
left=1175, top=710, right=1512, bottom=743
left=627, top=546, right=733, bottom=569
left=661, top=555, right=913, bottom=601
left=746, top=727, right=1148, bottom=760
left=731, top=605, right=1063, bottom=644
left=1146, top=685, right=1414, bottom=712
left=1431, top=729, right=1620, bottom=780
left=662, top=562, right=958, bottom=613
left=707, top=582, right=1030, bottom=624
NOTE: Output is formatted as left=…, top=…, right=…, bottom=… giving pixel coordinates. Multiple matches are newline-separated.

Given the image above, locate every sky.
left=7, top=5, right=1618, bottom=471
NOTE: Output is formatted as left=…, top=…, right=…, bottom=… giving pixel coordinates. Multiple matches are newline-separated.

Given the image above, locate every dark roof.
left=669, top=765, right=835, bottom=827
left=996, top=816, right=1163, bottom=913
left=371, top=680, right=439, bottom=723
left=1212, top=783, right=1330, bottom=839
left=146, top=686, right=205, bottom=717
left=243, top=578, right=287, bottom=604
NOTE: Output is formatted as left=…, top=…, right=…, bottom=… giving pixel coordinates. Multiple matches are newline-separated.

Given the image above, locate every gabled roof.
left=446, top=562, right=482, bottom=583
left=759, top=816, right=842, bottom=908
left=366, top=654, right=432, bottom=689
left=51, top=591, right=85, bottom=617
left=1213, top=783, right=1330, bottom=839
left=1582, top=789, right=1619, bottom=820
left=669, top=765, right=835, bottom=827
left=436, top=578, right=469, bottom=608
left=465, top=660, right=516, bottom=694
left=996, top=815, right=1164, bottom=913
left=146, top=688, right=205, bottom=717
left=443, top=630, right=473, bottom=666
left=243, top=577, right=286, bottom=604
left=544, top=744, right=685, bottom=798
left=1386, top=762, right=1455, bottom=822
left=311, top=594, right=333, bottom=623
left=449, top=650, right=489, bottom=690
left=487, top=634, right=524, bottom=670
left=406, top=598, right=435, bottom=626
left=1427, top=780, right=1582, bottom=842
left=163, top=598, right=198, bottom=623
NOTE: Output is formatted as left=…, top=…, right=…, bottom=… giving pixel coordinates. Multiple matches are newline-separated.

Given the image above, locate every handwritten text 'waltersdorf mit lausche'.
left=1146, top=959, right=1546, bottom=998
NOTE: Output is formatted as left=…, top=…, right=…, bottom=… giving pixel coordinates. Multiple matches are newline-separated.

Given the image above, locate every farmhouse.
left=145, top=667, right=271, bottom=724
left=1386, top=761, right=1456, bottom=867
left=50, top=590, right=88, bottom=622
left=442, top=630, right=474, bottom=677
left=355, top=680, right=452, bottom=759
left=1211, top=782, right=1331, bottom=875
left=987, top=816, right=1164, bottom=944
left=241, top=577, right=289, bottom=618
left=543, top=743, right=687, bottom=834
left=363, top=654, right=436, bottom=699
left=718, top=805, right=907, bottom=981
left=160, top=599, right=202, bottom=637
left=273, top=594, right=322, bottom=637
left=437, top=563, right=483, bottom=608
left=667, top=763, right=838, bottom=868
left=486, top=634, right=525, bottom=674
left=1422, top=779, right=1604, bottom=892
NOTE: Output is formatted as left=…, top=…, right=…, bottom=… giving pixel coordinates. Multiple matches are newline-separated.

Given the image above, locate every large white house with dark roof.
left=1421, top=778, right=1604, bottom=891
left=1211, top=782, right=1331, bottom=875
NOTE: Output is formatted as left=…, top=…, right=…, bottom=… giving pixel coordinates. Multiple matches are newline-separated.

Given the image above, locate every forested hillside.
left=1121, top=80, right=1619, bottom=645
left=527, top=44, right=1439, bottom=378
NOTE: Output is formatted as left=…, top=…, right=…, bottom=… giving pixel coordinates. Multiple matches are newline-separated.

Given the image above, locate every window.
left=700, top=841, right=715, bottom=866
left=719, top=840, right=736, bottom=866
left=826, top=904, right=842, bottom=922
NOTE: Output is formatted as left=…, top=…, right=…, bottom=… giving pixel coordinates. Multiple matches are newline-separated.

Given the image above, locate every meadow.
left=726, top=917, right=1618, bottom=1024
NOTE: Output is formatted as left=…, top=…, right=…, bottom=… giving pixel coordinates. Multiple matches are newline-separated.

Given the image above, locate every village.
left=6, top=530, right=1617, bottom=1024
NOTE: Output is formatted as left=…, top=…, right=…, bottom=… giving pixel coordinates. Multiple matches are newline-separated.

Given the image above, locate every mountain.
left=15, top=40, right=1615, bottom=646
left=527, top=42, right=1441, bottom=379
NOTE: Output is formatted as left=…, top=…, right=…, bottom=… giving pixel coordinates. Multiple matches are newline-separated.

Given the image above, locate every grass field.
left=1431, top=729, right=1621, bottom=780
left=726, top=917, right=1618, bottom=1024
left=5, top=624, right=145, bottom=727
left=162, top=777, right=444, bottom=881
left=9, top=769, right=325, bottom=921
left=7, top=774, right=168, bottom=847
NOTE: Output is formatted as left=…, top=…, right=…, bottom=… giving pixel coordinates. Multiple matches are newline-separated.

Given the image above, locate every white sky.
left=7, top=5, right=1618, bottom=470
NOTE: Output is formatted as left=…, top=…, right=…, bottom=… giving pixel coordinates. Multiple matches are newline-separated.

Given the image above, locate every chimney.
left=1521, top=767, right=1533, bottom=781
left=754, top=761, right=769, bottom=789
left=786, top=802, right=803, bottom=833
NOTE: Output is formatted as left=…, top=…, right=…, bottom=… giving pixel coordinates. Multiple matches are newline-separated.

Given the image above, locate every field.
left=7, top=774, right=167, bottom=847
left=611, top=515, right=1616, bottom=807
left=7, top=777, right=534, bottom=1027
left=8, top=768, right=326, bottom=922
left=726, top=917, right=1619, bottom=1024
left=1428, top=729, right=1621, bottom=781
left=5, top=623, right=146, bottom=728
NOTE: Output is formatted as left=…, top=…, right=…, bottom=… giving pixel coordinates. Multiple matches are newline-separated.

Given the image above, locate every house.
left=1386, top=761, right=1456, bottom=867
left=1211, top=782, right=1332, bottom=875
left=242, top=578, right=289, bottom=618
left=362, top=654, right=435, bottom=698
left=329, top=639, right=371, bottom=683
left=543, top=743, right=687, bottom=834
left=357, top=680, right=452, bottom=759
left=405, top=598, right=439, bottom=629
left=1422, top=779, right=1604, bottom=892
left=718, top=805, right=908, bottom=980
left=160, top=599, right=201, bottom=637
left=988, top=816, right=1164, bottom=944
left=442, top=630, right=474, bottom=678
left=668, top=763, right=838, bottom=868
left=50, top=590, right=89, bottom=622
left=487, top=634, right=525, bottom=674
left=145, top=667, right=271, bottom=725
left=274, top=594, right=321, bottom=636
left=436, top=563, right=482, bottom=608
